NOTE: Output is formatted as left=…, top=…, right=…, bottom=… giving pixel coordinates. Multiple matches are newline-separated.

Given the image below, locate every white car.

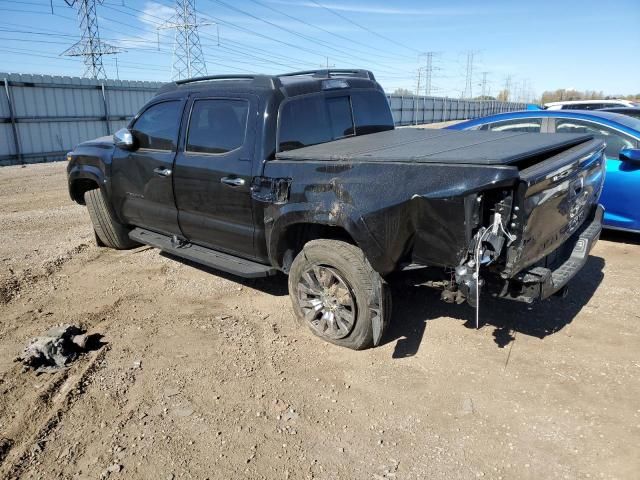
left=544, top=99, right=639, bottom=110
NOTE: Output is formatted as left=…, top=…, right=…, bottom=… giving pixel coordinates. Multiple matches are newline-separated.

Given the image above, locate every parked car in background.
left=448, top=110, right=640, bottom=232
left=598, top=107, right=640, bottom=120
left=544, top=99, right=639, bottom=110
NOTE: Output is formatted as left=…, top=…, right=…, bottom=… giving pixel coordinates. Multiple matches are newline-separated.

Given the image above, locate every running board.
left=129, top=228, right=278, bottom=278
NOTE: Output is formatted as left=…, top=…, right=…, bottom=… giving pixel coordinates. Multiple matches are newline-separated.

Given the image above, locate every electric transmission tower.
left=62, top=0, right=120, bottom=79
left=502, top=75, right=513, bottom=101
left=463, top=51, right=475, bottom=99
left=418, top=52, right=435, bottom=97
left=159, top=0, right=212, bottom=80
left=480, top=71, right=489, bottom=98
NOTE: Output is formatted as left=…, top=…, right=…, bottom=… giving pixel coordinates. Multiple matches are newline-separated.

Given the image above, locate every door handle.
left=221, top=177, right=245, bottom=187
left=153, top=167, right=172, bottom=177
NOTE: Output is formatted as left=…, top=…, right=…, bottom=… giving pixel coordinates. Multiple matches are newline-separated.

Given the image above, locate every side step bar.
left=129, top=228, right=278, bottom=278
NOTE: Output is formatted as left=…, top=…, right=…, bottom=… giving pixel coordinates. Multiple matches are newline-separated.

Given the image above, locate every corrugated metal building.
left=1, top=73, right=525, bottom=166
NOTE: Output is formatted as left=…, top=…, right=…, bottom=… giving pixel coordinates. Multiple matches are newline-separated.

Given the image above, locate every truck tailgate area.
left=504, top=138, right=606, bottom=277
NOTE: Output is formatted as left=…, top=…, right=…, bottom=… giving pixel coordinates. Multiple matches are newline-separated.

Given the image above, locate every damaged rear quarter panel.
left=260, top=159, right=519, bottom=273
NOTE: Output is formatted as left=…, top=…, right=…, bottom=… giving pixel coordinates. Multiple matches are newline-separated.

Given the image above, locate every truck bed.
left=275, top=128, right=593, bottom=165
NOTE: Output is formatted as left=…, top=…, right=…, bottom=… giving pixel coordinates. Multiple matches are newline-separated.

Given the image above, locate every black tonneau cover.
left=275, top=128, right=593, bottom=165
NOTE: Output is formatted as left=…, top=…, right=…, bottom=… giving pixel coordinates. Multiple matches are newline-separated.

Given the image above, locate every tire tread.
left=288, top=239, right=391, bottom=350
left=85, top=188, right=136, bottom=250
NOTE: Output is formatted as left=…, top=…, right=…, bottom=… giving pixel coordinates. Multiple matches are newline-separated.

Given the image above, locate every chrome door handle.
left=221, top=177, right=245, bottom=187
left=153, top=167, right=172, bottom=177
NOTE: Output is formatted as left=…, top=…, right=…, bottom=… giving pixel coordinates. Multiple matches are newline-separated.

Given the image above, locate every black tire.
left=84, top=188, right=137, bottom=250
left=288, top=239, right=391, bottom=350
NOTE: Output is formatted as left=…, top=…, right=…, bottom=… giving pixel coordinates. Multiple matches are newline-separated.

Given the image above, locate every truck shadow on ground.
left=385, top=256, right=605, bottom=358
left=162, top=251, right=605, bottom=357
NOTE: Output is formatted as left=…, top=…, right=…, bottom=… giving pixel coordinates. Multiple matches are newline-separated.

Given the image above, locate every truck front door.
left=173, top=95, right=257, bottom=258
left=110, top=99, right=185, bottom=236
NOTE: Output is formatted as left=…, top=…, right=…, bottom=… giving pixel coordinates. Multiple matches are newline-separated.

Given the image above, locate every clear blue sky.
left=0, top=0, right=638, bottom=100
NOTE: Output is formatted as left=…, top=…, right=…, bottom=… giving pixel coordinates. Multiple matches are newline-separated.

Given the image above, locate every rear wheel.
left=84, top=188, right=137, bottom=250
left=288, top=239, right=391, bottom=350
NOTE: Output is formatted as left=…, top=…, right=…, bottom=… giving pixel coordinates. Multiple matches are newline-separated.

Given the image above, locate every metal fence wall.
left=385, top=95, right=526, bottom=126
left=0, top=73, right=161, bottom=166
left=1, top=72, right=526, bottom=166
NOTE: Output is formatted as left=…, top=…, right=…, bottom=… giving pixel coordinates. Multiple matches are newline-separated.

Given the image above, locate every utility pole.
left=62, top=0, right=121, bottom=79
left=321, top=57, right=335, bottom=69
left=159, top=0, right=211, bottom=80
left=463, top=51, right=475, bottom=99
left=414, top=68, right=422, bottom=125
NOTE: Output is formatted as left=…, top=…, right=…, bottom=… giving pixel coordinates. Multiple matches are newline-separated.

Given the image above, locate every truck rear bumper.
left=492, top=204, right=603, bottom=303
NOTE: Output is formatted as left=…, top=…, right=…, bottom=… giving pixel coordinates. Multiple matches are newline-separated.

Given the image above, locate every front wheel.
left=288, top=239, right=391, bottom=350
left=84, top=188, right=138, bottom=250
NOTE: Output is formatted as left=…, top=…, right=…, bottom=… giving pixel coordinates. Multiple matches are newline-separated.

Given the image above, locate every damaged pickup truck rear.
left=66, top=70, right=606, bottom=350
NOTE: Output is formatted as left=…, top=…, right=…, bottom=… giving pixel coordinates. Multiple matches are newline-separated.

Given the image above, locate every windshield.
left=277, top=90, right=394, bottom=152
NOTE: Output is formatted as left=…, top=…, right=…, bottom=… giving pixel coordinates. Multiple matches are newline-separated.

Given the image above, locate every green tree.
left=496, top=89, right=509, bottom=101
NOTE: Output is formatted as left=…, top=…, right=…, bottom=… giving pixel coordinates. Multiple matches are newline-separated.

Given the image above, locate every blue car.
left=449, top=110, right=640, bottom=232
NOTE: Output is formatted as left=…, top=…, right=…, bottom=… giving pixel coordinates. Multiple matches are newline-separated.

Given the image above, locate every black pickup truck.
left=67, top=70, right=606, bottom=350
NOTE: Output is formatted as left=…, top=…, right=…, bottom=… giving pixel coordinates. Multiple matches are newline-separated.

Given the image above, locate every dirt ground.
left=0, top=162, right=639, bottom=480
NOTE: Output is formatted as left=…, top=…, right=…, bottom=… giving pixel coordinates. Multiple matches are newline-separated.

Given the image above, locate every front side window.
left=483, top=118, right=542, bottom=133
left=555, top=119, right=635, bottom=157
left=187, top=99, right=249, bottom=154
left=132, top=101, right=182, bottom=151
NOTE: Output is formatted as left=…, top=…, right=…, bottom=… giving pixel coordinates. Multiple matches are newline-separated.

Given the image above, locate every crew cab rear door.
left=173, top=94, right=258, bottom=258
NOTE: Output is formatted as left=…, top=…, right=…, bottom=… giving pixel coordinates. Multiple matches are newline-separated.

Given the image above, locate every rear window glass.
left=278, top=90, right=393, bottom=152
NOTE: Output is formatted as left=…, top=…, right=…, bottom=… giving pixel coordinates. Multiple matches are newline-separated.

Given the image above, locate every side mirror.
left=113, top=128, right=136, bottom=150
left=619, top=147, right=640, bottom=165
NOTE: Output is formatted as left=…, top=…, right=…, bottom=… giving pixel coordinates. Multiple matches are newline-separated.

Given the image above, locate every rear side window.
left=351, top=91, right=394, bottom=135
left=563, top=103, right=607, bottom=110
left=278, top=96, right=346, bottom=152
left=484, top=118, right=542, bottom=133
left=555, top=119, right=635, bottom=157
left=132, top=101, right=182, bottom=151
left=326, top=96, right=354, bottom=138
left=278, top=91, right=393, bottom=152
left=187, top=99, right=249, bottom=154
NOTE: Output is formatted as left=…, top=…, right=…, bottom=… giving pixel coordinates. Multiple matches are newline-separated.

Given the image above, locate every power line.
left=307, top=0, right=421, bottom=54
left=198, top=0, right=413, bottom=76
left=105, top=0, right=417, bottom=79
left=1, top=0, right=419, bottom=86
left=245, top=0, right=416, bottom=62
